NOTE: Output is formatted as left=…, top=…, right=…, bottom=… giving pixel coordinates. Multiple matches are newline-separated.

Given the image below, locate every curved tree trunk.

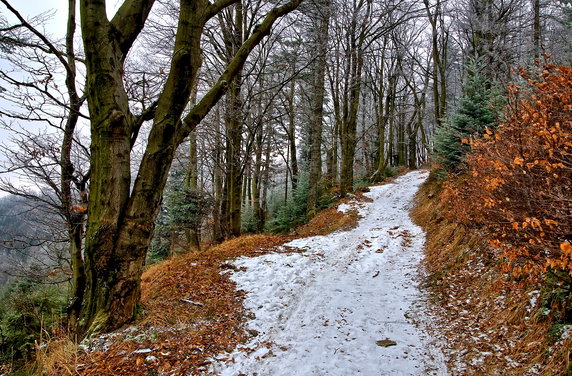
left=78, top=0, right=302, bottom=336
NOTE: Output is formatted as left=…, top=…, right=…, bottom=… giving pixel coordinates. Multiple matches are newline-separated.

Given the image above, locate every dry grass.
left=295, top=206, right=360, bottom=236
left=35, top=338, right=80, bottom=376
left=413, top=172, right=572, bottom=376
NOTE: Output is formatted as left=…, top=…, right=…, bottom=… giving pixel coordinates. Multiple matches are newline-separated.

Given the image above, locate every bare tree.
left=0, top=0, right=90, bottom=326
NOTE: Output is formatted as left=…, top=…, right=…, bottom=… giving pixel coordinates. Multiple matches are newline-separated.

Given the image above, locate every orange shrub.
left=443, top=65, right=572, bottom=280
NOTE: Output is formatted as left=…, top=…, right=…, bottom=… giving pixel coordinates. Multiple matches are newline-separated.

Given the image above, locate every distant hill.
left=0, top=194, right=62, bottom=288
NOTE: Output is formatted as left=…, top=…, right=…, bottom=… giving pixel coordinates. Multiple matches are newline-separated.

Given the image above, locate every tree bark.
left=78, top=0, right=302, bottom=336
left=307, top=1, right=330, bottom=215
left=532, top=0, right=541, bottom=60
left=186, top=128, right=201, bottom=251
left=286, top=75, right=299, bottom=192
left=222, top=2, right=244, bottom=238
left=423, top=0, right=448, bottom=127
left=213, top=107, right=225, bottom=243
left=224, top=76, right=244, bottom=237
left=339, top=0, right=369, bottom=196
left=252, top=124, right=264, bottom=232
left=371, top=46, right=390, bottom=182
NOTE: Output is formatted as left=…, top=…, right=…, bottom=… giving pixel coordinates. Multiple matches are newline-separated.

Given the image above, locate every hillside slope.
left=413, top=173, right=572, bottom=376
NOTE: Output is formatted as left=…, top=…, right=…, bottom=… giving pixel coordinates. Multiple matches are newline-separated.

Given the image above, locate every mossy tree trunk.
left=220, top=2, right=244, bottom=239
left=78, top=0, right=302, bottom=336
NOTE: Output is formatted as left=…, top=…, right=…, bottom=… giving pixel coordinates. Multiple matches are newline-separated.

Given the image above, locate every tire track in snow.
left=208, top=170, right=448, bottom=376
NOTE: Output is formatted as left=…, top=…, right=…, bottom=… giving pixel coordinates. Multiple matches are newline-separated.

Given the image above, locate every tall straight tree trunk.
left=371, top=51, right=391, bottom=182
left=252, top=127, right=264, bottom=232
left=260, top=129, right=273, bottom=229
left=360, top=93, right=371, bottom=176
left=286, top=71, right=299, bottom=192
left=387, top=90, right=396, bottom=167
left=327, top=58, right=342, bottom=187
left=397, top=104, right=406, bottom=166
left=405, top=70, right=428, bottom=168
left=78, top=0, right=302, bottom=336
left=307, top=0, right=330, bottom=215
left=222, top=2, right=244, bottom=238
left=423, top=0, right=448, bottom=127
left=213, top=106, right=224, bottom=243
left=533, top=0, right=541, bottom=60
left=339, top=0, right=370, bottom=196
left=185, top=80, right=201, bottom=251
left=224, top=76, right=243, bottom=238
left=407, top=123, right=417, bottom=169
left=185, top=129, right=201, bottom=251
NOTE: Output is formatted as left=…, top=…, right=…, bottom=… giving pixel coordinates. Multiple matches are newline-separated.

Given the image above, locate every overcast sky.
left=5, top=0, right=68, bottom=37
left=0, top=1, right=122, bottom=197
left=3, top=0, right=123, bottom=38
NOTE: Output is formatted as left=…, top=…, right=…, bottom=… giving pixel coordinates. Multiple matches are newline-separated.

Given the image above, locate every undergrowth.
left=0, top=279, right=67, bottom=373
left=266, top=178, right=339, bottom=234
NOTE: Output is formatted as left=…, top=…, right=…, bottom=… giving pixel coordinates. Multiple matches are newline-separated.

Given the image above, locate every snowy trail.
left=210, top=170, right=447, bottom=376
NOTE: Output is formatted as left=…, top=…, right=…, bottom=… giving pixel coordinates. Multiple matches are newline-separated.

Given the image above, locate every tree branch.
left=110, top=0, right=156, bottom=57
left=0, top=0, right=73, bottom=76
left=180, top=0, right=303, bottom=141
left=208, top=0, right=241, bottom=20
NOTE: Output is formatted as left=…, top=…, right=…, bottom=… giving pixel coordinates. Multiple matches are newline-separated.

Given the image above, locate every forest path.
left=209, top=170, right=447, bottom=376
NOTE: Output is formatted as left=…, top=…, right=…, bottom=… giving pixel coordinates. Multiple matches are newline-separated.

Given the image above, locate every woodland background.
left=0, top=0, right=570, bottom=373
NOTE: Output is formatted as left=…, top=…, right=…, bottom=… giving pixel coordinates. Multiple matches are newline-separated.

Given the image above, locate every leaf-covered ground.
left=412, top=174, right=572, bottom=376
left=43, top=169, right=570, bottom=376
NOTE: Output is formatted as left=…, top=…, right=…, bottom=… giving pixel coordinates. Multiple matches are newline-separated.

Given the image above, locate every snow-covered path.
left=210, top=170, right=447, bottom=376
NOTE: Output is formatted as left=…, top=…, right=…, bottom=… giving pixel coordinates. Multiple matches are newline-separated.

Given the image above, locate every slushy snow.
left=209, top=170, right=447, bottom=376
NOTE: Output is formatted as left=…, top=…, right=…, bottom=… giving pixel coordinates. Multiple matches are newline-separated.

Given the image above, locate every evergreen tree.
left=148, top=172, right=212, bottom=262
left=433, top=60, right=501, bottom=172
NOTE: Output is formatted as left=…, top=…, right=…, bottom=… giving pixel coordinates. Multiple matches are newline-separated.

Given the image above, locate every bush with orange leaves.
left=443, top=65, right=572, bottom=282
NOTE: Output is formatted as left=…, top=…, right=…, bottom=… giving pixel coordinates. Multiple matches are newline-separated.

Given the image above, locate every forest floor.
left=207, top=170, right=447, bottom=375
left=41, top=169, right=571, bottom=376
left=50, top=170, right=451, bottom=376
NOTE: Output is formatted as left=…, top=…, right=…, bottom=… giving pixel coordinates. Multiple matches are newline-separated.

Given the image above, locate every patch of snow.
left=336, top=203, right=354, bottom=213
left=556, top=325, right=572, bottom=343
left=527, top=290, right=540, bottom=313
left=563, top=326, right=572, bottom=339
left=132, top=348, right=153, bottom=354
left=209, top=170, right=447, bottom=376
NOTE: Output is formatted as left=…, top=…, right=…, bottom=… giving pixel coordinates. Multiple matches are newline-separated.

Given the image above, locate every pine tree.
left=433, top=60, right=501, bottom=172
left=148, top=172, right=212, bottom=262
